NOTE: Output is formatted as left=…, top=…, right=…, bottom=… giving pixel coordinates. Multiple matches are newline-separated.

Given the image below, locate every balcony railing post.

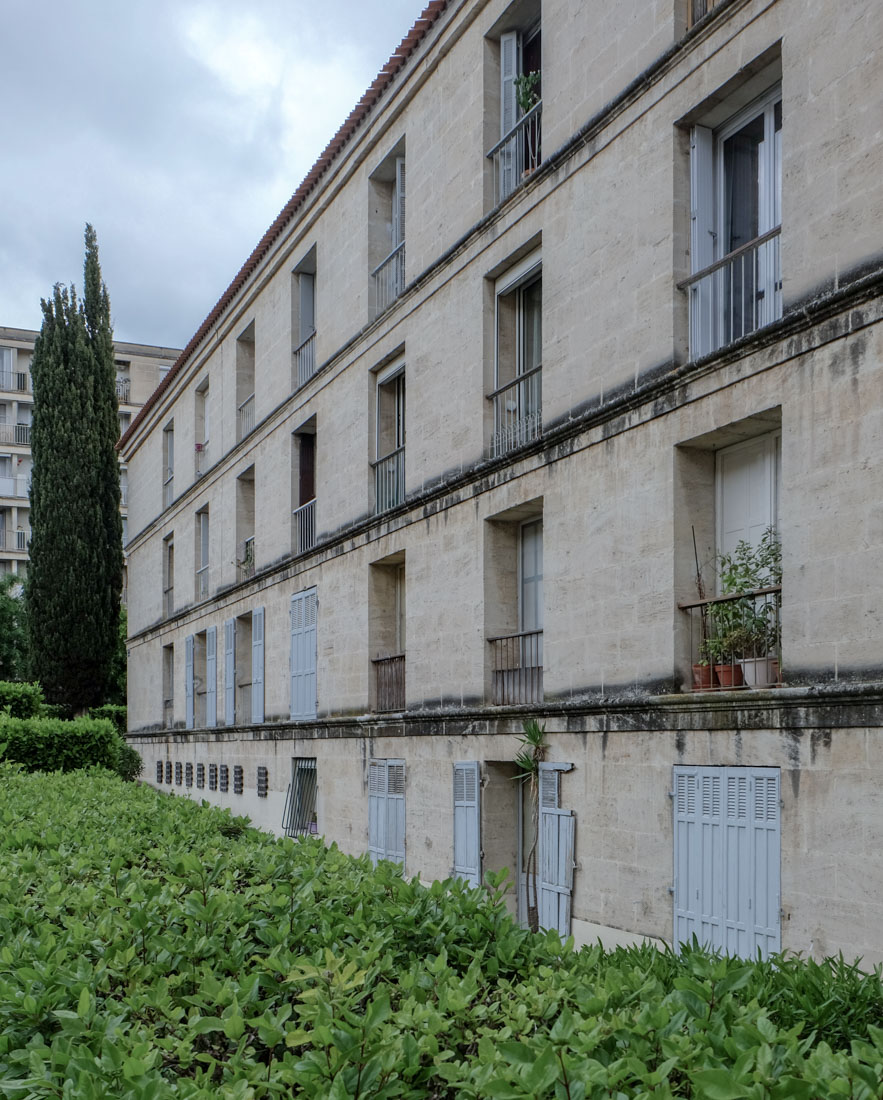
left=373, top=654, right=406, bottom=712
left=488, top=629, right=544, bottom=705
left=237, top=394, right=255, bottom=440
left=373, top=446, right=405, bottom=513
left=294, top=332, right=317, bottom=388
left=371, top=241, right=406, bottom=316
left=489, top=365, right=542, bottom=458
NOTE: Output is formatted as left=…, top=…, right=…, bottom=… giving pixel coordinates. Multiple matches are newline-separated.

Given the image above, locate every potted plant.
left=514, top=71, right=541, bottom=175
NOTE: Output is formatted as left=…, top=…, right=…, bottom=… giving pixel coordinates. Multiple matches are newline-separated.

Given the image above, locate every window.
left=490, top=256, right=542, bottom=458
left=291, top=420, right=316, bottom=554
left=369, top=142, right=406, bottom=317
left=225, top=607, right=265, bottom=726
left=486, top=505, right=543, bottom=705
left=290, top=587, right=318, bottom=720
left=518, top=764, right=574, bottom=936
left=487, top=11, right=541, bottom=203
left=236, top=322, right=256, bottom=440
left=195, top=507, right=209, bottom=599
left=185, top=626, right=217, bottom=729
left=115, top=360, right=131, bottom=403
left=673, top=766, right=781, bottom=959
left=367, top=759, right=405, bottom=866
left=370, top=555, right=406, bottom=712
left=282, top=758, right=318, bottom=836
left=236, top=466, right=255, bottom=580
left=120, top=466, right=128, bottom=507
left=195, top=378, right=210, bottom=475
left=292, top=246, right=317, bottom=387
left=162, top=643, right=174, bottom=728
left=373, top=363, right=405, bottom=513
left=163, top=534, right=174, bottom=616
left=687, top=0, right=722, bottom=28
left=162, top=421, right=174, bottom=507
left=687, top=85, right=782, bottom=358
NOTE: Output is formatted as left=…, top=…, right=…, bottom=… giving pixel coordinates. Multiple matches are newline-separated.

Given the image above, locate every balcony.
left=115, top=377, right=131, bottom=402
left=487, top=101, right=542, bottom=205
left=195, top=440, right=210, bottom=477
left=489, top=629, right=543, bottom=705
left=0, top=370, right=29, bottom=394
left=371, top=241, right=405, bottom=316
left=0, top=424, right=30, bottom=445
left=195, top=564, right=209, bottom=600
left=0, top=529, right=28, bottom=552
left=373, top=654, right=405, bottom=712
left=681, top=228, right=782, bottom=359
left=293, top=331, right=317, bottom=388
left=292, top=499, right=316, bottom=555
left=489, top=366, right=542, bottom=459
left=679, top=585, right=782, bottom=690
left=373, top=447, right=405, bottom=513
left=0, top=475, right=29, bottom=500
left=238, top=536, right=255, bottom=580
left=237, top=394, right=255, bottom=441
left=162, top=468, right=174, bottom=509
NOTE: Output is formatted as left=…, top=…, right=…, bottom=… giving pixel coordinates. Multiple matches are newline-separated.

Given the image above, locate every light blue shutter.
left=224, top=618, right=235, bottom=725
left=252, top=606, right=264, bottom=723
left=749, top=768, right=781, bottom=957
left=690, top=125, right=715, bottom=357
left=290, top=588, right=317, bottom=719
left=386, top=761, right=406, bottom=865
left=368, top=760, right=387, bottom=865
left=393, top=157, right=406, bottom=248
left=538, top=765, right=575, bottom=936
left=184, top=634, right=194, bottom=730
left=453, top=762, right=481, bottom=887
left=299, top=273, right=315, bottom=343
left=205, top=625, right=217, bottom=727
left=499, top=30, right=521, bottom=199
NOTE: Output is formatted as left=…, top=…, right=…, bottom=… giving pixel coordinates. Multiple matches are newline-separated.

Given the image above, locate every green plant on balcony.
left=514, top=70, right=541, bottom=114
left=705, top=527, right=782, bottom=670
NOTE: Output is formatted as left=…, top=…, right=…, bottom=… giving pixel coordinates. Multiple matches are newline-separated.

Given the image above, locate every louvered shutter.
left=205, top=625, right=217, bottom=727
left=251, top=606, right=264, bottom=723
left=290, top=588, right=318, bottom=719
left=184, top=634, right=194, bottom=730
left=689, top=125, right=715, bottom=357
left=224, top=618, right=235, bottom=725
left=538, top=765, right=575, bottom=937
left=386, top=761, right=406, bottom=864
left=367, top=760, right=387, bottom=865
left=499, top=30, right=521, bottom=200
left=393, top=157, right=406, bottom=248
left=453, top=762, right=481, bottom=886
left=749, top=769, right=780, bottom=957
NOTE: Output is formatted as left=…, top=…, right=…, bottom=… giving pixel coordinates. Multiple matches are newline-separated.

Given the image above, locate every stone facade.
left=122, top=0, right=883, bottom=962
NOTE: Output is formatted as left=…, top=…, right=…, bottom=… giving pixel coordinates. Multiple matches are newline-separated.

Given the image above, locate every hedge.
left=0, top=715, right=121, bottom=774
left=0, top=767, right=882, bottom=1098
left=0, top=679, right=46, bottom=718
left=89, top=703, right=127, bottom=734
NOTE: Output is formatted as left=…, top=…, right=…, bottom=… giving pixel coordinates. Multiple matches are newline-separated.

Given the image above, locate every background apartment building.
left=122, top=0, right=883, bottom=963
left=0, top=326, right=179, bottom=590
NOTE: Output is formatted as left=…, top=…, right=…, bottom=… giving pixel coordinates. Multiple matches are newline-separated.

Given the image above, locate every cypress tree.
left=27, top=226, right=122, bottom=710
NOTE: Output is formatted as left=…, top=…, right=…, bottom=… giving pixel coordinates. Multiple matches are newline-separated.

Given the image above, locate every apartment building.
left=122, top=0, right=883, bottom=963
left=0, top=326, right=179, bottom=587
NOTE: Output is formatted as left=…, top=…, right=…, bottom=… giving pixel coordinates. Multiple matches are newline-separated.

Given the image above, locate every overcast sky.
left=0, top=0, right=424, bottom=349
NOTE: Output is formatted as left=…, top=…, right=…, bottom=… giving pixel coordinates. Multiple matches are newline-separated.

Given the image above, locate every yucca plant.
left=513, top=717, right=547, bottom=933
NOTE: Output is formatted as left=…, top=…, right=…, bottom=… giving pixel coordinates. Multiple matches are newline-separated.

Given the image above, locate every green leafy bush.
left=0, top=679, right=46, bottom=718
left=89, top=702, right=128, bottom=734
left=115, top=737, right=143, bottom=782
left=0, top=715, right=120, bottom=773
left=0, top=768, right=881, bottom=1098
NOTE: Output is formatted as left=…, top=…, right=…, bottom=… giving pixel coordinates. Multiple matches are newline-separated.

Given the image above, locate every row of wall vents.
left=155, top=761, right=268, bottom=797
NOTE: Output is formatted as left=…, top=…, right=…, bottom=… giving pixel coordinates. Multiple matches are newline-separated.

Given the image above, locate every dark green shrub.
left=114, top=737, right=143, bottom=781
left=0, top=679, right=46, bottom=718
left=89, top=702, right=127, bottom=734
left=0, top=715, right=120, bottom=773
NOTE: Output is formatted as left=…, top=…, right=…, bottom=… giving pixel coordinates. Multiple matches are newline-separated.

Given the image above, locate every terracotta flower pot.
left=714, top=662, right=744, bottom=688
left=692, top=663, right=716, bottom=691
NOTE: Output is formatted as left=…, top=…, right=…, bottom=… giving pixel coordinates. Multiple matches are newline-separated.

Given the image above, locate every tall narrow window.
left=236, top=322, right=256, bottom=440
left=488, top=15, right=542, bottom=203
left=163, top=534, right=175, bottom=616
left=162, top=421, right=174, bottom=507
left=686, top=86, right=782, bottom=358
left=370, top=556, right=405, bottom=712
left=292, top=420, right=316, bottom=554
left=282, top=758, right=318, bottom=836
left=369, top=143, right=406, bottom=317
left=162, top=643, right=174, bottom=729
left=290, top=587, right=318, bottom=720
left=373, top=365, right=405, bottom=513
left=195, top=378, right=210, bottom=475
left=236, top=466, right=256, bottom=580
left=292, top=246, right=318, bottom=387
left=195, top=507, right=209, bottom=599
left=491, top=256, right=542, bottom=458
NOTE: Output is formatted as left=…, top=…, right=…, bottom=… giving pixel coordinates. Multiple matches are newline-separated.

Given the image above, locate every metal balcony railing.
left=238, top=536, right=255, bottom=580
left=487, top=100, right=542, bottom=204
left=0, top=370, right=29, bottom=394
left=0, top=424, right=30, bottom=445
left=195, top=564, right=209, bottom=599
left=688, top=0, right=722, bottom=27
left=115, top=377, right=131, bottom=402
left=292, top=499, right=316, bottom=555
left=237, top=393, right=255, bottom=441
left=163, top=585, right=174, bottom=617
left=293, top=331, right=317, bottom=388
left=679, top=585, right=782, bottom=690
left=489, top=629, right=544, bottom=705
left=680, top=227, right=782, bottom=359
left=0, top=530, right=28, bottom=552
left=373, top=446, right=405, bottom=513
left=489, top=365, right=542, bottom=458
left=371, top=241, right=405, bottom=316
left=0, top=475, right=30, bottom=499
left=163, top=468, right=174, bottom=508
left=373, top=654, right=405, bottom=712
